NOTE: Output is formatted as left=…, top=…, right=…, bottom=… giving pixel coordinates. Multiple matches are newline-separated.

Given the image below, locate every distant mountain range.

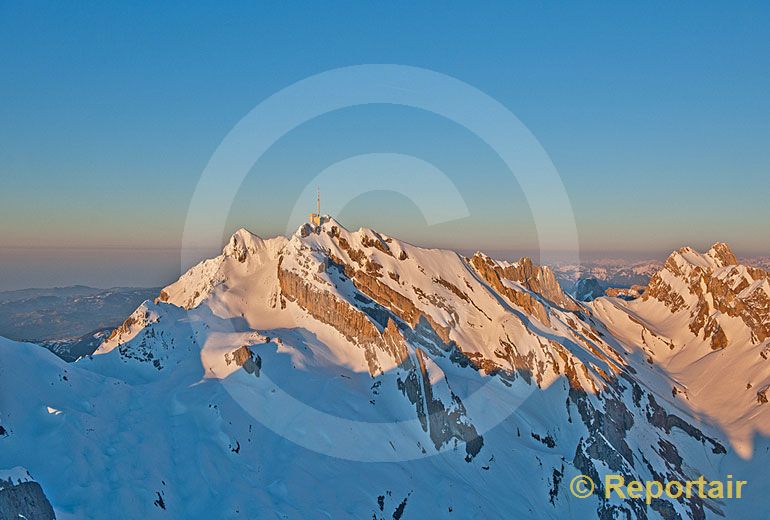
left=1, top=218, right=768, bottom=518
left=744, top=256, right=770, bottom=271
left=552, top=259, right=663, bottom=292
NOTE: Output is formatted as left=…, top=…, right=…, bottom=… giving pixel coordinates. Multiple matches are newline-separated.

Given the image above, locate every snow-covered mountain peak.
left=591, top=243, right=770, bottom=459
left=150, top=218, right=612, bottom=391
left=5, top=229, right=770, bottom=517
left=223, top=227, right=265, bottom=261
left=707, top=241, right=739, bottom=267
left=665, top=242, right=739, bottom=275
left=156, top=228, right=287, bottom=311
left=293, top=215, right=346, bottom=237
left=641, top=243, right=769, bottom=347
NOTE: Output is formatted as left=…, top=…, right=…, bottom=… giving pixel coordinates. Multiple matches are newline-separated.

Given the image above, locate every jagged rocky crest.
left=643, top=243, right=770, bottom=348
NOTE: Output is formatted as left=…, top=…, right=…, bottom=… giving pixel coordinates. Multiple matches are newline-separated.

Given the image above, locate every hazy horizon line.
left=2, top=242, right=768, bottom=259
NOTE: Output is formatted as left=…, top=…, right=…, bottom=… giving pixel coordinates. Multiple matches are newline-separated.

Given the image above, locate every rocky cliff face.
left=470, top=252, right=580, bottom=313
left=277, top=257, right=408, bottom=375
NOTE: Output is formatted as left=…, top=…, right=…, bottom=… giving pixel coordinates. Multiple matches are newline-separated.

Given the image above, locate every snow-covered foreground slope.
left=1, top=220, right=769, bottom=519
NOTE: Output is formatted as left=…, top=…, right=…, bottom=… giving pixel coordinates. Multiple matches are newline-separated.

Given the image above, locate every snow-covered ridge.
left=2, top=224, right=769, bottom=518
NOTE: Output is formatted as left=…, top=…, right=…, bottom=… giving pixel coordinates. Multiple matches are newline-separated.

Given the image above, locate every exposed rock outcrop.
left=0, top=471, right=56, bottom=520
left=574, top=277, right=605, bottom=302
left=470, top=253, right=555, bottom=324
left=225, top=345, right=262, bottom=376
left=604, top=285, right=645, bottom=300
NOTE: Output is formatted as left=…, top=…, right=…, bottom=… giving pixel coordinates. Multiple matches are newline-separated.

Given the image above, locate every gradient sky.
left=1, top=2, right=769, bottom=290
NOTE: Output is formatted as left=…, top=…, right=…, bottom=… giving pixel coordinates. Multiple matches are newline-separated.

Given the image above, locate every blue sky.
left=1, top=2, right=768, bottom=289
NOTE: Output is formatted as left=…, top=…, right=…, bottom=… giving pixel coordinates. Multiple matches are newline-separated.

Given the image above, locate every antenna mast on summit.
left=309, top=186, right=322, bottom=226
